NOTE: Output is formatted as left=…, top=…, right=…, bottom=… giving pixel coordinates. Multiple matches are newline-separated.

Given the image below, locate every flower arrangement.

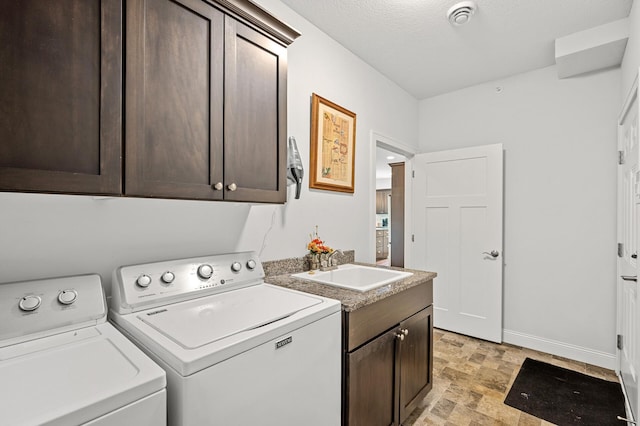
left=306, top=226, right=334, bottom=271
left=307, top=226, right=334, bottom=254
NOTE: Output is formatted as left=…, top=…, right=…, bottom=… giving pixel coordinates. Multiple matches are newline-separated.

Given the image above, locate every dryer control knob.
left=57, top=289, right=78, bottom=305
left=198, top=264, right=213, bottom=279
left=136, top=274, right=152, bottom=288
left=231, top=262, right=242, bottom=272
left=161, top=271, right=175, bottom=284
left=19, top=295, right=42, bottom=312
left=246, top=259, right=257, bottom=270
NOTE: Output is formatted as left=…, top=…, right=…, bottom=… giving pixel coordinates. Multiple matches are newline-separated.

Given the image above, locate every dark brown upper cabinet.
left=125, top=0, right=296, bottom=203
left=1, top=0, right=298, bottom=203
left=125, top=0, right=225, bottom=200
left=224, top=17, right=287, bottom=203
left=0, top=0, right=122, bottom=195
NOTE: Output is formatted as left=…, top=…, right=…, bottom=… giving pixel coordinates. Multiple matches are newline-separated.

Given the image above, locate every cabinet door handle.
left=227, top=183, right=237, bottom=191
left=402, top=328, right=409, bottom=336
left=395, top=333, right=405, bottom=341
left=617, top=416, right=636, bottom=424
left=621, top=275, right=638, bottom=282
left=212, top=182, right=223, bottom=191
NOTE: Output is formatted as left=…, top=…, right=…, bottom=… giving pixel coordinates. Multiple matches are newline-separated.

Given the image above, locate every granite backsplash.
left=262, top=250, right=355, bottom=277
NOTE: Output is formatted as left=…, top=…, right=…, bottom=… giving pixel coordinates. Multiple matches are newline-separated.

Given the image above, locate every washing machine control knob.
left=198, top=264, right=213, bottom=279
left=161, top=271, right=175, bottom=284
left=231, top=262, right=242, bottom=272
left=19, top=295, right=42, bottom=312
left=246, top=259, right=257, bottom=270
left=57, top=289, right=78, bottom=305
left=136, top=274, right=152, bottom=288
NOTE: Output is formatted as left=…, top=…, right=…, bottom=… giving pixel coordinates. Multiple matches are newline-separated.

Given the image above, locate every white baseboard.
left=503, top=329, right=616, bottom=370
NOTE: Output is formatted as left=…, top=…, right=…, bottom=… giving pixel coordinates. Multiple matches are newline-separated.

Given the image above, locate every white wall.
left=0, top=0, right=419, bottom=290
left=376, top=178, right=392, bottom=189
left=418, top=65, right=620, bottom=367
left=622, top=0, right=640, bottom=101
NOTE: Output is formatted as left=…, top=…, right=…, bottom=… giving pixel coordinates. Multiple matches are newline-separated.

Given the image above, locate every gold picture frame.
left=309, top=93, right=356, bottom=193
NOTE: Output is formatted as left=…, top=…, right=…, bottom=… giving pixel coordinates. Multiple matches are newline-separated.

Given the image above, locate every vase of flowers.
left=306, top=226, right=334, bottom=270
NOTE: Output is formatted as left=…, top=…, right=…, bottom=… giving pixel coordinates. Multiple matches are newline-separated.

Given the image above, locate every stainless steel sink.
left=291, top=264, right=412, bottom=292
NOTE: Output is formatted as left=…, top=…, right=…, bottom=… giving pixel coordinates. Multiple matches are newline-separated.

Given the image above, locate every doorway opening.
left=375, top=146, right=408, bottom=267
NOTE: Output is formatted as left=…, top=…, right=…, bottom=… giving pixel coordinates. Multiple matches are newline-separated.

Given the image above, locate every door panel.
left=224, top=17, right=287, bottom=203
left=460, top=206, right=490, bottom=319
left=618, top=77, right=639, bottom=421
left=125, top=0, right=224, bottom=199
left=0, top=0, right=121, bottom=194
left=390, top=163, right=405, bottom=267
left=399, top=306, right=433, bottom=424
left=346, top=329, right=397, bottom=426
left=413, top=144, right=503, bottom=342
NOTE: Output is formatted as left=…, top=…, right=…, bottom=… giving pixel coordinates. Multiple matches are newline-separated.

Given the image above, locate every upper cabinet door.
left=224, top=17, right=287, bottom=203
left=0, top=0, right=122, bottom=195
left=125, top=0, right=224, bottom=200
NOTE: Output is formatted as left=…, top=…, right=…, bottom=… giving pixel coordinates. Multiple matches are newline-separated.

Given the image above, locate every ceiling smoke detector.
left=447, top=1, right=477, bottom=26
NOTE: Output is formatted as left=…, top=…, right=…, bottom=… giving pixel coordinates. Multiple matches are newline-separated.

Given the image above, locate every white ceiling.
left=280, top=0, right=633, bottom=99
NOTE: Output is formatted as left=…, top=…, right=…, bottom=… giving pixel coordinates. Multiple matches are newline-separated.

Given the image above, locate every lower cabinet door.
left=399, top=306, right=433, bottom=423
left=346, top=329, right=398, bottom=426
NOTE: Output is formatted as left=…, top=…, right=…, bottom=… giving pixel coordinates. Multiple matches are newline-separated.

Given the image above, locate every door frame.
left=617, top=68, right=639, bottom=423
left=370, top=131, right=416, bottom=265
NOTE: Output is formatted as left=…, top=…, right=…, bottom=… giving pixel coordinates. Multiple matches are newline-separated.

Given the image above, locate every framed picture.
left=309, top=93, right=356, bottom=193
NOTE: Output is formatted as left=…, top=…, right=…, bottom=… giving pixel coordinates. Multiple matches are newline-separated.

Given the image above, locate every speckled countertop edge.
left=263, top=253, right=437, bottom=312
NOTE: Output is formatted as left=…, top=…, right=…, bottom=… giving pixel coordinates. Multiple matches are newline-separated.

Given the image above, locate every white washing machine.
left=0, top=274, right=167, bottom=426
left=109, top=251, right=342, bottom=426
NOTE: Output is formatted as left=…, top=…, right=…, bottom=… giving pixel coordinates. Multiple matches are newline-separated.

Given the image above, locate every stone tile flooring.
left=404, top=329, right=619, bottom=425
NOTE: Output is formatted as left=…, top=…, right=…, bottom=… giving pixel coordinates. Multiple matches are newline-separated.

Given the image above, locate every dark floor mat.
left=504, top=358, right=626, bottom=425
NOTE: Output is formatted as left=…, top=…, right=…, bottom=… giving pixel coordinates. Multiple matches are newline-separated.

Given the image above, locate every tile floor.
left=376, top=257, right=391, bottom=266
left=404, top=329, right=619, bottom=425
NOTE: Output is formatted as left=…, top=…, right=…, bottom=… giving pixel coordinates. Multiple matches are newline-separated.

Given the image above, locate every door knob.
left=227, top=183, right=237, bottom=191
left=212, top=182, right=223, bottom=190
left=483, top=250, right=499, bottom=258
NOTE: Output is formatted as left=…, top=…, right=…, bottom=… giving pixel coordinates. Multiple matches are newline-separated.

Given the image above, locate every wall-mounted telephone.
left=287, top=136, right=304, bottom=199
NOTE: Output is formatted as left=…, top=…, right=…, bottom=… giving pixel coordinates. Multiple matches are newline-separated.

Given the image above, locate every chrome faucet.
left=321, top=249, right=343, bottom=271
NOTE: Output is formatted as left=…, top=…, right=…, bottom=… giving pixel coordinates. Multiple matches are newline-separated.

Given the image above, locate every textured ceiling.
left=280, top=0, right=633, bottom=99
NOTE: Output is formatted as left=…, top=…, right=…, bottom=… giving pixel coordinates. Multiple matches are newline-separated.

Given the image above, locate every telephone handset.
left=287, top=136, right=304, bottom=199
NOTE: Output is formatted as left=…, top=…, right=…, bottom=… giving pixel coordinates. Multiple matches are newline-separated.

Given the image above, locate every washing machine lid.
left=0, top=322, right=165, bottom=426
left=138, top=284, right=322, bottom=349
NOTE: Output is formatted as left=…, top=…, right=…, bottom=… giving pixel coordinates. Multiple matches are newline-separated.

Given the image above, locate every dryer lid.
left=138, top=284, right=322, bottom=349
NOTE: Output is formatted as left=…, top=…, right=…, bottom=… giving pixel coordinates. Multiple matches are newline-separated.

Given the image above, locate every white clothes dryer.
left=109, top=252, right=341, bottom=426
left=0, top=274, right=167, bottom=426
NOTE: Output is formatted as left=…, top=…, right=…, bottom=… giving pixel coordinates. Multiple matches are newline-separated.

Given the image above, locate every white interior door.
left=618, top=75, right=639, bottom=422
left=412, top=144, right=503, bottom=343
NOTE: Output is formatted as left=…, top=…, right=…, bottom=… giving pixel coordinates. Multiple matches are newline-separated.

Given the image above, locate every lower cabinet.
left=343, top=281, right=434, bottom=426
left=399, top=307, right=433, bottom=422
left=346, top=328, right=397, bottom=426
left=376, top=229, right=389, bottom=260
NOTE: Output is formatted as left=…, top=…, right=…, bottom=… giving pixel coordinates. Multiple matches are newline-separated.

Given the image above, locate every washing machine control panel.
left=111, top=252, right=265, bottom=313
left=0, top=274, right=106, bottom=346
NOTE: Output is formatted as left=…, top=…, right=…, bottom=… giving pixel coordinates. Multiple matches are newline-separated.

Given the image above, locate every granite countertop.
left=264, top=261, right=436, bottom=312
